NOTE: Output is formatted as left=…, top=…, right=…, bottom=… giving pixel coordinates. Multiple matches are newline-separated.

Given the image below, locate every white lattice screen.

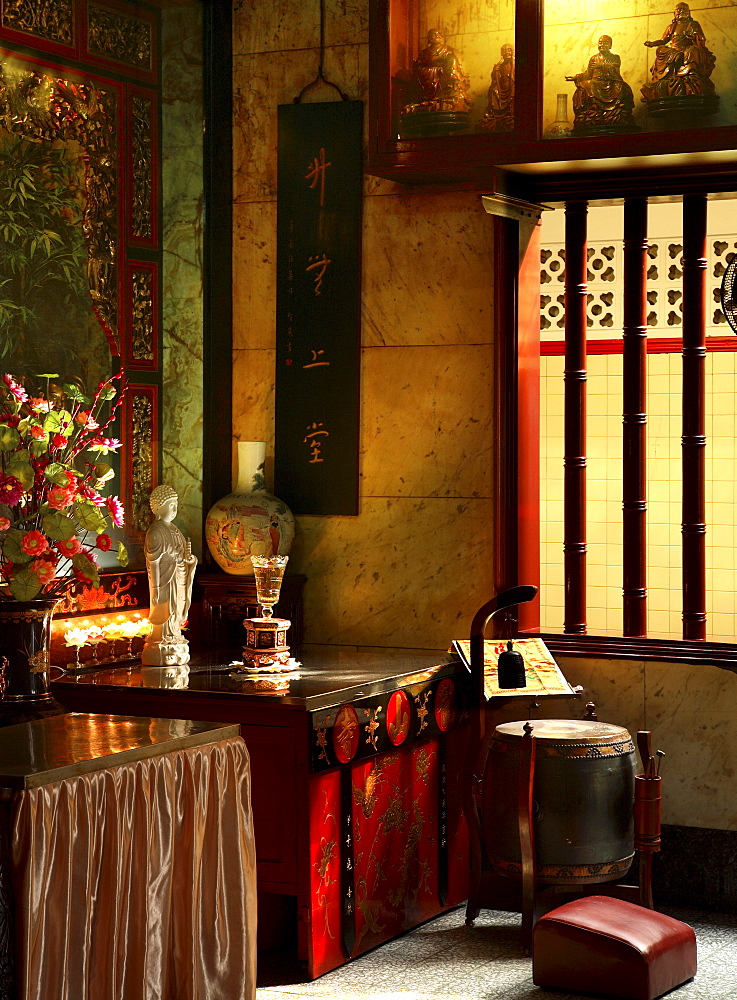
left=539, top=201, right=737, bottom=640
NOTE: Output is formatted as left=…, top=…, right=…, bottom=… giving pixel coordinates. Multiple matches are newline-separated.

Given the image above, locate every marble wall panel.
left=694, top=7, right=737, bottom=121
left=556, top=656, right=647, bottom=736
left=361, top=343, right=493, bottom=498
left=289, top=496, right=494, bottom=648
left=233, top=201, right=276, bottom=351
left=233, top=43, right=367, bottom=204
left=420, top=0, right=512, bottom=36
left=546, top=0, right=587, bottom=26
left=233, top=0, right=368, bottom=56
left=163, top=214, right=204, bottom=301
left=161, top=4, right=203, bottom=552
left=645, top=660, right=737, bottom=830
left=362, top=191, right=494, bottom=348
left=232, top=348, right=276, bottom=476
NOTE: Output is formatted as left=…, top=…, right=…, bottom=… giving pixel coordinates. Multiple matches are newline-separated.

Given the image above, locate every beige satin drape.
left=12, top=735, right=257, bottom=1000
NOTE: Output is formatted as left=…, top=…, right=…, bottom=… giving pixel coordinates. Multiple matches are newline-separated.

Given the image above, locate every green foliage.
left=0, top=136, right=91, bottom=367
left=9, top=566, right=42, bottom=601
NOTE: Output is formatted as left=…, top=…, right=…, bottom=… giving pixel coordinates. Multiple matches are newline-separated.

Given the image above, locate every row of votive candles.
left=61, top=615, right=151, bottom=668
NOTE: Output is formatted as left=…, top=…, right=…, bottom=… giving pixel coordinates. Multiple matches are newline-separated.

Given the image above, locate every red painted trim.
left=542, top=335, right=737, bottom=356
left=518, top=219, right=541, bottom=632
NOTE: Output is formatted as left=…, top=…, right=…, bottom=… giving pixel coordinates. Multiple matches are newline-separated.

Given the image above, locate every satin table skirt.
left=11, top=734, right=257, bottom=1000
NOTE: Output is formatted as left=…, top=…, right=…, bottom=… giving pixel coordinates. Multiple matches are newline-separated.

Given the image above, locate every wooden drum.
left=483, top=719, right=637, bottom=885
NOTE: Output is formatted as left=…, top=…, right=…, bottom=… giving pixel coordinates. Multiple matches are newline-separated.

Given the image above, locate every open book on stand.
left=450, top=637, right=577, bottom=700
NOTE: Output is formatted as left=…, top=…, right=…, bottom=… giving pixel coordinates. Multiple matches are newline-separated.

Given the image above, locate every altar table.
left=0, top=713, right=257, bottom=1000
left=52, top=646, right=472, bottom=979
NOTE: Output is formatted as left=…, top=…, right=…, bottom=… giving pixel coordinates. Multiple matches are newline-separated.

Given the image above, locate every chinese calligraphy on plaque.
left=275, top=100, right=362, bottom=515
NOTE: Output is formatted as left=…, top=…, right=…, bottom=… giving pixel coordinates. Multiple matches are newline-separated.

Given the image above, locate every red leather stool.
left=533, top=896, right=697, bottom=1000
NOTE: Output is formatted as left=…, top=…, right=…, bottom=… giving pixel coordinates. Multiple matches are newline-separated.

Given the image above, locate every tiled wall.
left=231, top=0, right=494, bottom=650
left=540, top=202, right=737, bottom=640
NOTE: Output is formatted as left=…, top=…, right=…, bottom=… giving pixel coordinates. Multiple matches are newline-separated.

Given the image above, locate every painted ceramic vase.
left=205, top=441, right=295, bottom=575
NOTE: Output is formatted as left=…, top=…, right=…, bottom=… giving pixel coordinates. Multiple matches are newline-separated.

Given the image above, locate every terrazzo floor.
left=256, top=904, right=737, bottom=1000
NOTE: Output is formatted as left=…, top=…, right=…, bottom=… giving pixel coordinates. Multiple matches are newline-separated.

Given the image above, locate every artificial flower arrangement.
left=0, top=372, right=128, bottom=603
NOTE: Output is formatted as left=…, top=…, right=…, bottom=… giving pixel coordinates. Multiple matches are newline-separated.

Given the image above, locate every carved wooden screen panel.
left=0, top=0, right=162, bottom=597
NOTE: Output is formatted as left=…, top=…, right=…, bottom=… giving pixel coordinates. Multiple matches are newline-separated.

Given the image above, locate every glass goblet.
left=251, top=554, right=288, bottom=618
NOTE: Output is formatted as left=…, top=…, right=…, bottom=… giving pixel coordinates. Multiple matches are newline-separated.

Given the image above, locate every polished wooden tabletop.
left=0, top=714, right=239, bottom=789
left=51, top=645, right=463, bottom=713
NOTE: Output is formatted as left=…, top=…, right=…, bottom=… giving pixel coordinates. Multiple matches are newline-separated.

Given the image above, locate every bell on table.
left=497, top=640, right=526, bottom=689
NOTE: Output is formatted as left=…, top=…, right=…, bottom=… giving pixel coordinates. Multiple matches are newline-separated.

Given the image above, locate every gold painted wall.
left=232, top=1, right=495, bottom=651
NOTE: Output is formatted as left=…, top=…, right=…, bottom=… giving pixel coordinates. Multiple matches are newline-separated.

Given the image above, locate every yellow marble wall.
left=557, top=654, right=737, bottom=831
left=232, top=0, right=495, bottom=650
left=544, top=1, right=737, bottom=130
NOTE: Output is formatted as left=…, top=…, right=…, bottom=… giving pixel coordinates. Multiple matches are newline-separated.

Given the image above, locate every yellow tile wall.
left=541, top=346, right=737, bottom=640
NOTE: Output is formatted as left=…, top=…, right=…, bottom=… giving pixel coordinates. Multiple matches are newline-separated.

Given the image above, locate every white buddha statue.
left=142, top=485, right=197, bottom=666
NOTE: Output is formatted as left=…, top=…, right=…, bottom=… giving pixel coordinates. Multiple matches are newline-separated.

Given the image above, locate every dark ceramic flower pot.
left=0, top=599, right=65, bottom=725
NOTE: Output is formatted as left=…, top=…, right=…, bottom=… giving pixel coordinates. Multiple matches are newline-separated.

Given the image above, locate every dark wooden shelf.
left=367, top=0, right=737, bottom=200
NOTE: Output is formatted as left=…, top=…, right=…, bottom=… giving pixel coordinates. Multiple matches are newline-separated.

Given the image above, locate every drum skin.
left=482, top=719, right=637, bottom=885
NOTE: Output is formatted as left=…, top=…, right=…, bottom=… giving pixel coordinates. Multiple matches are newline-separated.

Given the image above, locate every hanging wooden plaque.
left=274, top=100, right=363, bottom=515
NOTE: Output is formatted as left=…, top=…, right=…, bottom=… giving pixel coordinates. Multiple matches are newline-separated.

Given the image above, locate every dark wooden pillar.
left=681, top=194, right=707, bottom=640
left=622, top=198, right=648, bottom=637
left=563, top=201, right=588, bottom=634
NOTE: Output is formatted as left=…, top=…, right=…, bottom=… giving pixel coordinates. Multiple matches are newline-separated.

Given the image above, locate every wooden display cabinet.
left=368, top=0, right=737, bottom=198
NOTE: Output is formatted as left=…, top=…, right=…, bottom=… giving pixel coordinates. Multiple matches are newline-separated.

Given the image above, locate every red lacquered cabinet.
left=52, top=646, right=471, bottom=979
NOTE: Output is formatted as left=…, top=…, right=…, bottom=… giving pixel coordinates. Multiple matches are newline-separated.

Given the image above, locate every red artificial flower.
left=105, top=495, right=125, bottom=527
left=0, top=517, right=9, bottom=531
left=57, top=537, right=82, bottom=558
left=30, top=424, right=46, bottom=440
left=0, top=475, right=24, bottom=505
left=96, top=533, right=112, bottom=551
left=32, top=559, right=56, bottom=585
left=47, top=485, right=75, bottom=510
left=2, top=374, right=27, bottom=403
left=20, top=531, right=49, bottom=557
left=28, top=397, right=51, bottom=413
left=51, top=434, right=67, bottom=449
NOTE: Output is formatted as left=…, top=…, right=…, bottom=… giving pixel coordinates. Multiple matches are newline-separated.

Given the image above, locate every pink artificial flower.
left=20, top=531, right=49, bottom=557
left=0, top=475, right=24, bottom=505
left=0, top=517, right=9, bottom=530
left=47, top=485, right=75, bottom=510
left=2, top=374, right=27, bottom=403
left=32, top=559, right=56, bottom=585
left=75, top=410, right=99, bottom=430
left=88, top=436, right=122, bottom=452
left=30, top=424, right=46, bottom=440
left=57, top=536, right=82, bottom=558
left=78, top=484, right=105, bottom=505
left=96, top=533, right=112, bottom=552
left=105, top=495, right=125, bottom=527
